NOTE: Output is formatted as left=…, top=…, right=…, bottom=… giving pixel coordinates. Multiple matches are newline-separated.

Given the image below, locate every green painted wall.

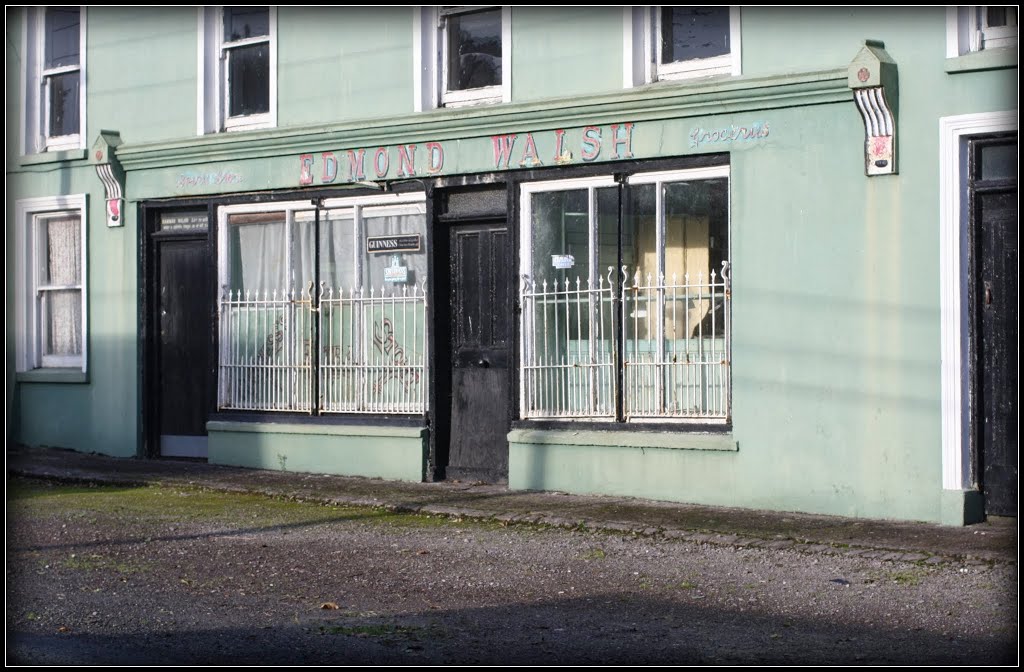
left=87, top=8, right=197, bottom=144
left=6, top=7, right=1017, bottom=522
left=278, top=7, right=414, bottom=128
left=510, top=102, right=947, bottom=523
left=511, top=7, right=624, bottom=102
left=208, top=422, right=427, bottom=482
left=6, top=167, right=138, bottom=458
left=743, top=7, right=943, bottom=77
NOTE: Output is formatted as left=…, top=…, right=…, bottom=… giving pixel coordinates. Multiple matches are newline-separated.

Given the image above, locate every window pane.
left=623, top=183, right=657, bottom=276
left=663, top=179, right=729, bottom=285
left=224, top=7, right=269, bottom=42
left=42, top=289, right=82, bottom=357
left=979, top=142, right=1017, bottom=181
left=292, top=214, right=317, bottom=294
left=523, top=188, right=615, bottom=419
left=530, top=190, right=590, bottom=284
left=447, top=9, right=502, bottom=91
left=44, top=216, right=81, bottom=286
left=319, top=211, right=356, bottom=291
left=621, top=178, right=730, bottom=419
left=45, top=8, right=79, bottom=68
left=227, top=44, right=270, bottom=117
left=362, top=211, right=427, bottom=290
left=986, top=6, right=1012, bottom=27
left=661, top=7, right=730, bottom=64
left=227, top=214, right=287, bottom=292
left=596, top=187, right=619, bottom=282
left=48, top=72, right=80, bottom=138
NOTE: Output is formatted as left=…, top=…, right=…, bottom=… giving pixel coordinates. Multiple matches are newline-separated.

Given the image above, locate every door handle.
left=985, top=283, right=993, bottom=306
left=477, top=359, right=489, bottom=368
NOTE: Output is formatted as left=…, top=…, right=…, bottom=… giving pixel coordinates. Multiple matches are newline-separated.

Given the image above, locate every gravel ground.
left=6, top=478, right=1017, bottom=665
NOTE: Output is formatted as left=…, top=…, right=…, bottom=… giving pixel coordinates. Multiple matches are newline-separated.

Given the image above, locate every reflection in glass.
left=48, top=72, right=80, bottom=138
left=447, top=9, right=502, bottom=91
left=979, top=142, right=1017, bottom=181
left=45, top=8, right=79, bottom=68
left=530, top=190, right=589, bottom=284
left=661, top=7, right=730, bottom=64
left=224, top=7, right=269, bottom=41
left=227, top=43, right=270, bottom=117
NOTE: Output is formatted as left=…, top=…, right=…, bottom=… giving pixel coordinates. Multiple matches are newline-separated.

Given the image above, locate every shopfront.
left=134, top=115, right=744, bottom=485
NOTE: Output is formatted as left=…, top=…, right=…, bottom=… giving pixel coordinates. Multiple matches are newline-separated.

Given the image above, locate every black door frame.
left=139, top=201, right=218, bottom=459
left=427, top=177, right=512, bottom=481
left=966, top=132, right=1018, bottom=516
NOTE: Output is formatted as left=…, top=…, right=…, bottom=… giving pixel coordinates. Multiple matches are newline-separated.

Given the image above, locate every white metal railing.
left=622, top=263, right=731, bottom=421
left=519, top=263, right=731, bottom=422
left=218, top=283, right=429, bottom=414
left=218, top=287, right=314, bottom=412
left=520, top=269, right=617, bottom=419
left=318, top=282, right=428, bottom=414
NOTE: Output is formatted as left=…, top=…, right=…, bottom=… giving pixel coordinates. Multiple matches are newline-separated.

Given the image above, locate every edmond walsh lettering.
left=297, top=123, right=636, bottom=185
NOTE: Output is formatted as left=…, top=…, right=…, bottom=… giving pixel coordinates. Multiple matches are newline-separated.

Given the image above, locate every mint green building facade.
left=7, top=7, right=1017, bottom=525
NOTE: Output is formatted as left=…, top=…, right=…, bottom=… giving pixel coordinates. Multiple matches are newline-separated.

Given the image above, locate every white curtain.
left=44, top=216, right=81, bottom=357
left=319, top=212, right=355, bottom=292
left=233, top=221, right=286, bottom=293
left=292, top=216, right=316, bottom=297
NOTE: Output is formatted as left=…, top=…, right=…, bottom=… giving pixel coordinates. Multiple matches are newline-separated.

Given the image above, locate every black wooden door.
left=157, top=237, right=211, bottom=458
left=447, top=223, right=512, bottom=482
left=971, top=135, right=1017, bottom=516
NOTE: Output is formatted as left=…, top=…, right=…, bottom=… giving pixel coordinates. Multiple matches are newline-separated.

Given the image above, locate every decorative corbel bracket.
left=848, top=40, right=898, bottom=176
left=90, top=130, right=125, bottom=227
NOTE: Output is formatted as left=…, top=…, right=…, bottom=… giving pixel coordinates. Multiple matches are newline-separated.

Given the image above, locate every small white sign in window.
left=551, top=254, right=575, bottom=270
left=383, top=255, right=409, bottom=283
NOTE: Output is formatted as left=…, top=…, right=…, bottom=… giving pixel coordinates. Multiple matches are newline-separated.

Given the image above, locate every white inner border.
left=939, top=110, right=1017, bottom=490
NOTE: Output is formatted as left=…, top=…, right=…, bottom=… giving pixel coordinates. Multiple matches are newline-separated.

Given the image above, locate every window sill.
left=207, top=419, right=426, bottom=439
left=223, top=114, right=276, bottom=133
left=19, top=149, right=88, bottom=166
left=508, top=426, right=737, bottom=452
left=16, top=368, right=88, bottom=384
left=442, top=87, right=504, bottom=108
left=945, top=47, right=1018, bottom=74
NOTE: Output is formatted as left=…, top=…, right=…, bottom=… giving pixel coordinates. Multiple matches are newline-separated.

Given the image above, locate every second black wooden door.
left=447, top=223, right=512, bottom=482
left=971, top=135, right=1018, bottom=516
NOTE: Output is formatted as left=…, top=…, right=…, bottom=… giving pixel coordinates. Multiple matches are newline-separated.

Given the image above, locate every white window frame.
left=21, top=7, right=87, bottom=154
left=518, top=167, right=732, bottom=423
left=216, top=193, right=429, bottom=414
left=625, top=165, right=732, bottom=283
left=14, top=194, right=89, bottom=373
left=623, top=6, right=741, bottom=88
left=946, top=6, right=1018, bottom=57
left=198, top=6, right=277, bottom=135
left=518, top=175, right=619, bottom=286
left=415, top=6, right=511, bottom=111
left=216, top=192, right=426, bottom=293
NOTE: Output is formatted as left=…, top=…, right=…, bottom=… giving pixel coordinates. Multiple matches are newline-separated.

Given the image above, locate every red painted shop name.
left=298, top=123, right=635, bottom=185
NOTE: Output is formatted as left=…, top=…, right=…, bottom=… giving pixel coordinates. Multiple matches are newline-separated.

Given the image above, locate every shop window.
left=519, top=167, right=730, bottom=423
left=199, top=7, right=277, bottom=134
left=217, top=194, right=428, bottom=414
left=948, top=6, right=1018, bottom=56
left=15, top=195, right=89, bottom=373
left=624, top=6, right=740, bottom=86
left=22, top=7, right=86, bottom=154
left=415, top=6, right=511, bottom=110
